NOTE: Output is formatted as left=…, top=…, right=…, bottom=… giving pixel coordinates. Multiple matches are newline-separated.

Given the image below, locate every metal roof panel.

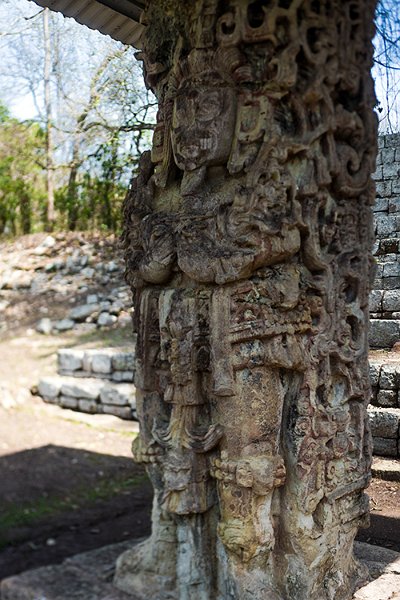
left=30, top=0, right=145, bottom=47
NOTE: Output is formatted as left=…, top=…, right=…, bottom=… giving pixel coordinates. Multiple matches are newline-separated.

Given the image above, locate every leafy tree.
left=0, top=0, right=155, bottom=235
left=0, top=104, right=46, bottom=235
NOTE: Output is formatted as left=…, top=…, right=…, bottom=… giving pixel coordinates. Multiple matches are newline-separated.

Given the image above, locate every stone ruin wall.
left=367, top=133, right=400, bottom=457
left=370, top=133, right=400, bottom=347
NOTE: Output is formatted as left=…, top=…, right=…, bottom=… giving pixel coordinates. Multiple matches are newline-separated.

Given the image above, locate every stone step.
left=369, top=359, right=400, bottom=408
left=38, top=375, right=136, bottom=421
left=353, top=541, right=400, bottom=600
left=367, top=406, right=400, bottom=458
left=372, top=457, right=400, bottom=482
left=0, top=540, right=139, bottom=600
left=1, top=540, right=398, bottom=600
left=369, top=319, right=400, bottom=348
left=57, top=348, right=134, bottom=383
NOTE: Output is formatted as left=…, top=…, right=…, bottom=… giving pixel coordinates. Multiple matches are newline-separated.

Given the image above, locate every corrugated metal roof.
left=30, top=0, right=145, bottom=47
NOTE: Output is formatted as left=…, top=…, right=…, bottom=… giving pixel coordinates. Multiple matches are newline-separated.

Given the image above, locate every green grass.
left=65, top=325, right=135, bottom=349
left=0, top=473, right=147, bottom=549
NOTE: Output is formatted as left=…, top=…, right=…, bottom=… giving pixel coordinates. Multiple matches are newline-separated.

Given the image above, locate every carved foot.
left=131, top=436, right=163, bottom=465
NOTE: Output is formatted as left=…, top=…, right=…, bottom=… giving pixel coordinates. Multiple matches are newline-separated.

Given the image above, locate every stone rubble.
left=0, top=232, right=133, bottom=335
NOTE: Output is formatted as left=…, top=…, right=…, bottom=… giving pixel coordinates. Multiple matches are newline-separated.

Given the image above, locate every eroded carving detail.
left=116, top=1, right=377, bottom=598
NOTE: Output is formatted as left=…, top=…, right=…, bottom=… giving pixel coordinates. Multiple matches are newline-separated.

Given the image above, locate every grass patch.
left=0, top=473, right=147, bottom=549
left=64, top=325, right=135, bottom=350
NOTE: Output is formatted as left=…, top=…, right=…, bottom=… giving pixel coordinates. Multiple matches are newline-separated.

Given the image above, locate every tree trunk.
left=19, top=189, right=31, bottom=234
left=115, top=1, right=378, bottom=598
left=67, top=140, right=80, bottom=231
left=43, top=7, right=55, bottom=231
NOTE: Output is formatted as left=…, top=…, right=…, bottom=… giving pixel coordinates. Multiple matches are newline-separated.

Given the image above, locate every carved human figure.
left=116, top=1, right=377, bottom=599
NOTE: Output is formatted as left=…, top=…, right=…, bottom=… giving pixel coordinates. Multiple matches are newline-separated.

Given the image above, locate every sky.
left=0, top=0, right=399, bottom=132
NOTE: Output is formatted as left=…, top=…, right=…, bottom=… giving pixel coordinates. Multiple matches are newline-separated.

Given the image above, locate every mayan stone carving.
left=114, top=1, right=378, bottom=598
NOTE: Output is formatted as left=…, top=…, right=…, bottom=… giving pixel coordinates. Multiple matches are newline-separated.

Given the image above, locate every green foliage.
left=0, top=471, right=144, bottom=549
left=55, top=132, right=130, bottom=233
left=0, top=104, right=46, bottom=235
left=0, top=4, right=155, bottom=238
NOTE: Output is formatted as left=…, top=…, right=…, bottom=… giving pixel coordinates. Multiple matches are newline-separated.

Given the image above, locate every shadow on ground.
left=357, top=512, right=400, bottom=553
left=0, top=445, right=152, bottom=580
left=1, top=444, right=399, bottom=582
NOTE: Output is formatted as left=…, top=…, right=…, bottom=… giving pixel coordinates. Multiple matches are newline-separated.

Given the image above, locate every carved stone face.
left=171, top=76, right=236, bottom=172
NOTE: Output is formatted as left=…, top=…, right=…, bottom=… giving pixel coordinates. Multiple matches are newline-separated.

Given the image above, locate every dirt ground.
left=0, top=396, right=153, bottom=580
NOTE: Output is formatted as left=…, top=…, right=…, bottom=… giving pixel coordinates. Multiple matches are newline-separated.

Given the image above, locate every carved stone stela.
left=115, top=1, right=378, bottom=598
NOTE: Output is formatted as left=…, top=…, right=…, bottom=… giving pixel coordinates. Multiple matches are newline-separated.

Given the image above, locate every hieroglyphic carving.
left=115, top=1, right=378, bottom=599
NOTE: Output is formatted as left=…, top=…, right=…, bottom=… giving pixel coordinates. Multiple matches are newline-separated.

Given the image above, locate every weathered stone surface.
left=2, top=539, right=398, bottom=600
left=389, top=198, right=400, bottom=213
left=369, top=320, right=400, bottom=348
left=78, top=398, right=98, bottom=414
left=112, top=352, right=135, bottom=372
left=60, top=377, right=103, bottom=400
left=97, top=312, right=117, bottom=327
left=36, top=317, right=53, bottom=335
left=380, top=364, right=400, bottom=389
left=59, top=395, right=79, bottom=409
left=372, top=437, right=399, bottom=457
left=100, top=384, right=135, bottom=407
left=38, top=377, right=61, bottom=401
left=54, top=318, right=75, bottom=332
left=102, top=405, right=132, bottom=419
left=68, top=303, right=100, bottom=322
left=383, top=290, right=400, bottom=312
left=354, top=541, right=400, bottom=579
left=368, top=407, right=400, bottom=439
left=369, top=290, right=383, bottom=312
left=0, top=564, right=135, bottom=600
left=376, top=389, right=398, bottom=408
left=374, top=198, right=389, bottom=212
left=371, top=456, right=400, bottom=481
left=369, top=363, right=381, bottom=387
left=81, top=266, right=95, bottom=279
left=58, top=349, right=84, bottom=372
left=64, top=540, right=138, bottom=575
left=118, top=312, right=132, bottom=327
left=382, top=276, right=400, bottom=290
left=112, top=371, right=134, bottom=383
left=91, top=352, right=112, bottom=374
left=354, top=573, right=400, bottom=600
left=86, top=293, right=99, bottom=304
left=115, top=1, right=377, bottom=598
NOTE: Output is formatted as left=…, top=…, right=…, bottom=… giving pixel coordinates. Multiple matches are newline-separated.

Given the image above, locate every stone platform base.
left=0, top=541, right=140, bottom=600
left=1, top=539, right=399, bottom=600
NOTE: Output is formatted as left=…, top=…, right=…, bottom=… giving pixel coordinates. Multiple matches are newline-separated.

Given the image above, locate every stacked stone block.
left=369, top=361, right=400, bottom=457
left=370, top=134, right=400, bottom=349
left=367, top=133, right=400, bottom=458
left=58, top=348, right=134, bottom=382
left=368, top=134, right=400, bottom=457
left=38, top=348, right=136, bottom=420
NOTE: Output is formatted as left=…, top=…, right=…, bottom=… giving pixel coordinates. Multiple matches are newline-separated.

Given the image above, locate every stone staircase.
left=369, top=358, right=400, bottom=458
left=38, top=348, right=136, bottom=420
left=369, top=135, right=400, bottom=350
